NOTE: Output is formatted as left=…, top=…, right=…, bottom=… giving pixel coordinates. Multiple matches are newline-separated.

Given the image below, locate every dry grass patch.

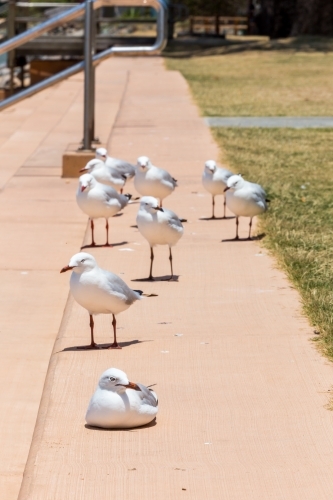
left=165, top=37, right=333, bottom=116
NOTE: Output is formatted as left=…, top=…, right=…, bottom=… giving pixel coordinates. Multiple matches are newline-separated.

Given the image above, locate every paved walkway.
left=1, top=57, right=333, bottom=500
left=205, top=116, right=333, bottom=128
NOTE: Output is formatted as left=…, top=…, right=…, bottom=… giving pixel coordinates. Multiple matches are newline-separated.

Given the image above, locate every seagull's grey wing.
left=136, top=383, right=158, bottom=407
left=161, top=168, right=178, bottom=187
left=252, top=183, right=267, bottom=198
left=104, top=270, right=141, bottom=303
left=108, top=158, right=136, bottom=178
left=107, top=165, right=127, bottom=181
left=163, top=209, right=183, bottom=231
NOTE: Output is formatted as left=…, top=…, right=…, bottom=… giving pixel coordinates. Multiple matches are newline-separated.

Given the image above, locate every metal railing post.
left=90, top=3, right=97, bottom=142
left=8, top=0, right=16, bottom=96
left=83, top=0, right=93, bottom=150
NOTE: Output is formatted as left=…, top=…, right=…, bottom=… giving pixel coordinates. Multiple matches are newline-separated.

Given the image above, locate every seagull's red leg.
left=168, top=247, right=174, bottom=280
left=109, top=314, right=122, bottom=349
left=81, top=314, right=98, bottom=349
left=104, top=219, right=112, bottom=247
left=234, top=216, right=239, bottom=240
left=212, top=195, right=216, bottom=219
left=148, top=246, right=154, bottom=280
left=90, top=219, right=96, bottom=246
left=248, top=217, right=253, bottom=239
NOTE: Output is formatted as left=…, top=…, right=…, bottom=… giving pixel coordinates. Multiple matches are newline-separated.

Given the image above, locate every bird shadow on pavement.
left=58, top=339, right=152, bottom=353
left=81, top=241, right=128, bottom=250
left=85, top=418, right=157, bottom=432
left=222, top=233, right=266, bottom=243
left=200, top=216, right=235, bottom=221
left=131, top=275, right=179, bottom=282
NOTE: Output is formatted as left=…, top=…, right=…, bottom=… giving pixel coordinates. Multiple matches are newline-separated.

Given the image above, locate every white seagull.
left=224, top=174, right=268, bottom=240
left=134, top=156, right=177, bottom=207
left=80, top=158, right=127, bottom=193
left=96, top=147, right=136, bottom=183
left=60, top=253, right=143, bottom=349
left=76, top=173, right=131, bottom=247
left=86, top=367, right=158, bottom=429
left=136, top=196, right=184, bottom=280
left=202, top=160, right=233, bottom=218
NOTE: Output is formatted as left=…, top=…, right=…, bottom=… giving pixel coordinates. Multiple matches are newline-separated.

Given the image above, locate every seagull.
left=60, top=253, right=143, bottom=349
left=79, top=158, right=127, bottom=193
left=134, top=156, right=177, bottom=207
left=224, top=174, right=268, bottom=240
left=136, top=196, right=184, bottom=280
left=76, top=173, right=131, bottom=247
left=95, top=147, right=136, bottom=183
left=202, top=160, right=233, bottom=218
left=85, top=367, right=158, bottom=428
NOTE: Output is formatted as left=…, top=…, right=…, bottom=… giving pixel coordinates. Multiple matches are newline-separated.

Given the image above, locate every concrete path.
left=205, top=116, right=333, bottom=128
left=11, top=57, right=333, bottom=499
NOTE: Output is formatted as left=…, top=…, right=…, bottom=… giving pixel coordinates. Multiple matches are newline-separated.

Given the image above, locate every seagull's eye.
left=81, top=259, right=86, bottom=263
left=109, top=377, right=116, bottom=382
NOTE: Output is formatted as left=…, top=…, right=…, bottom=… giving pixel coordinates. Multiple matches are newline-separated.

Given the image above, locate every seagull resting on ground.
left=134, top=156, right=177, bottom=207
left=224, top=174, right=268, bottom=240
left=60, top=253, right=143, bottom=349
left=202, top=160, right=233, bottom=218
left=86, top=367, right=158, bottom=428
left=136, top=196, right=184, bottom=280
left=76, top=173, right=131, bottom=247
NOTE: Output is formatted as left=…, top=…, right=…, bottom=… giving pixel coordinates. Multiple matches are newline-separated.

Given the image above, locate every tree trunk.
left=255, top=0, right=333, bottom=38
left=293, top=0, right=333, bottom=36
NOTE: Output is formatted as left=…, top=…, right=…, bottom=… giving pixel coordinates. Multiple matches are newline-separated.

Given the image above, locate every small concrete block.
left=62, top=148, right=95, bottom=178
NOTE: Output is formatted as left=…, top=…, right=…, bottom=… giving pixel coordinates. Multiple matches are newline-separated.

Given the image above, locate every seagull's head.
left=98, top=368, right=140, bottom=393
left=78, top=173, right=95, bottom=192
left=204, top=160, right=217, bottom=174
left=79, top=158, right=104, bottom=173
left=137, top=156, right=151, bottom=171
left=95, top=147, right=107, bottom=162
left=224, top=174, right=244, bottom=192
left=139, top=196, right=164, bottom=213
left=60, top=252, right=97, bottom=275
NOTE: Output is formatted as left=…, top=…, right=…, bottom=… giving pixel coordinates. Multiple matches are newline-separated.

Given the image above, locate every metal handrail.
left=0, top=0, right=167, bottom=116
left=0, top=2, right=86, bottom=56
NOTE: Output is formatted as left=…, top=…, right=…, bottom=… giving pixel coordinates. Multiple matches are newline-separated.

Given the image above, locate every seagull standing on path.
left=136, top=196, right=184, bottom=280
left=202, top=160, right=233, bottom=218
left=224, top=175, right=268, bottom=240
left=96, top=147, right=136, bottom=185
left=86, top=368, right=158, bottom=428
left=76, top=173, right=131, bottom=247
left=60, top=253, right=143, bottom=349
left=134, top=156, right=177, bottom=207
left=80, top=159, right=127, bottom=193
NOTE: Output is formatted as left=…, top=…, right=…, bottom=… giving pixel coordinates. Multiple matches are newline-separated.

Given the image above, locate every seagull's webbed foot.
left=108, top=343, right=122, bottom=350
left=81, top=343, right=99, bottom=350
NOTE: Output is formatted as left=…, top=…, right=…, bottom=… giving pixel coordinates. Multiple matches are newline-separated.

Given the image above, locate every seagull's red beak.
left=79, top=167, right=87, bottom=173
left=224, top=186, right=230, bottom=192
left=60, top=265, right=74, bottom=274
left=124, top=381, right=141, bottom=391
left=81, top=185, right=87, bottom=192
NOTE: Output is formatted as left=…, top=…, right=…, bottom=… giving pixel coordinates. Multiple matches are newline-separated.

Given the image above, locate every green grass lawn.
left=166, top=37, right=333, bottom=116
left=165, top=37, right=333, bottom=360
left=212, top=128, right=333, bottom=358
